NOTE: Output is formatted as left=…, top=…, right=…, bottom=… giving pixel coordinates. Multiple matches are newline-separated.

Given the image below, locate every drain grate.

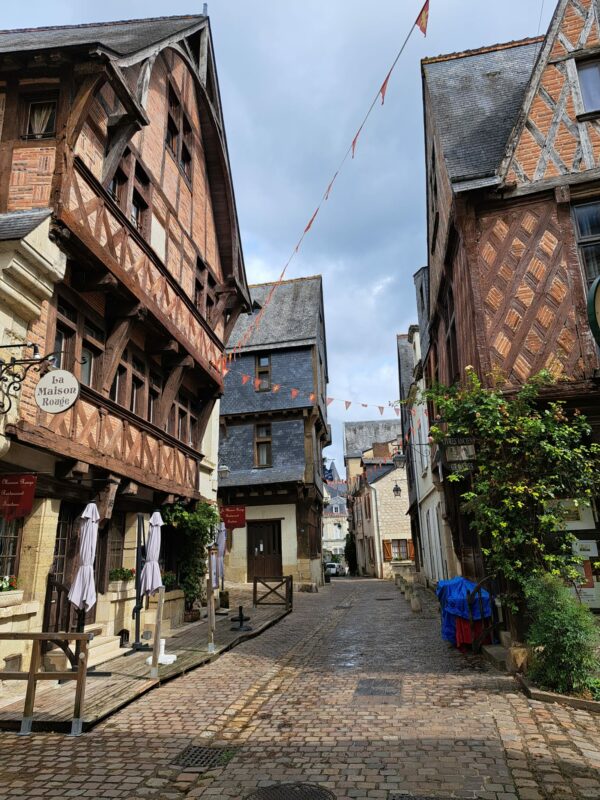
left=389, top=796, right=441, bottom=800
left=355, top=678, right=401, bottom=696
left=246, top=785, right=335, bottom=800
left=334, top=604, right=352, bottom=609
left=172, top=745, right=237, bottom=770
left=375, top=597, right=395, bottom=601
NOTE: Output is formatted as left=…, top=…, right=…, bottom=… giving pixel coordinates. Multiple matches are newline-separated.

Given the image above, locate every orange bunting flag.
left=272, top=384, right=281, bottom=393
left=424, top=408, right=429, bottom=417
left=222, top=367, right=229, bottom=377
left=309, top=392, right=316, bottom=403
left=254, top=378, right=262, bottom=391
left=304, top=207, right=320, bottom=234
left=351, top=125, right=363, bottom=159
left=291, top=388, right=299, bottom=400
left=380, top=68, right=393, bottom=105
left=378, top=406, right=385, bottom=416
left=242, top=374, right=251, bottom=385
left=325, top=173, right=338, bottom=201
left=345, top=401, right=352, bottom=410
left=416, top=0, right=430, bottom=36
left=394, top=407, right=400, bottom=417
left=326, top=397, right=335, bottom=406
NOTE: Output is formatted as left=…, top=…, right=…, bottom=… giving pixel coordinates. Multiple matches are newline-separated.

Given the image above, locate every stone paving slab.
left=0, top=578, right=599, bottom=800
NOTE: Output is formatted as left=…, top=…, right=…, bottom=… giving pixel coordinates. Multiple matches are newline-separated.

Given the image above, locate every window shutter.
left=408, top=540, right=415, bottom=560
left=382, top=540, right=393, bottom=562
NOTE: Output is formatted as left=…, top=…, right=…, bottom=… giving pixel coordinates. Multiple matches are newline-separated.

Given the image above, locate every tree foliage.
left=162, top=501, right=220, bottom=610
left=426, top=369, right=600, bottom=591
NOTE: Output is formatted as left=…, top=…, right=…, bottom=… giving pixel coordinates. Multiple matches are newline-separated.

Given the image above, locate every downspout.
left=370, top=483, right=384, bottom=580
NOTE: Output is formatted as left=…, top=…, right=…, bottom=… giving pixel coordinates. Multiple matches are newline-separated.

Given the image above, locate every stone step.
left=482, top=643, right=508, bottom=672
left=499, top=629, right=513, bottom=649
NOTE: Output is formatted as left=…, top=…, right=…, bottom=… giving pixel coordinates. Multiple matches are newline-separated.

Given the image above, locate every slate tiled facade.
left=219, top=276, right=330, bottom=586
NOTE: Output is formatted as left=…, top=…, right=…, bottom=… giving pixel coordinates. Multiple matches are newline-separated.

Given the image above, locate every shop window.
left=255, top=354, right=271, bottom=391
left=0, top=518, right=23, bottom=577
left=23, top=97, right=57, bottom=139
left=107, top=514, right=125, bottom=573
left=573, top=202, right=600, bottom=289
left=255, top=423, right=272, bottom=467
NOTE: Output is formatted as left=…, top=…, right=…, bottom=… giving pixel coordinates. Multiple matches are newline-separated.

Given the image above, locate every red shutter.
left=408, top=540, right=415, bottom=560
left=382, top=540, right=393, bottom=562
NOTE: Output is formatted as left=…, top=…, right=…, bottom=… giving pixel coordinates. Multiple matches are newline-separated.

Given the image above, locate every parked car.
left=324, top=562, right=346, bottom=577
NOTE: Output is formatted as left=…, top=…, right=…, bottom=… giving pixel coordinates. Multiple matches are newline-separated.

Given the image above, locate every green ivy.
left=162, top=501, right=220, bottom=610
left=425, top=368, right=600, bottom=595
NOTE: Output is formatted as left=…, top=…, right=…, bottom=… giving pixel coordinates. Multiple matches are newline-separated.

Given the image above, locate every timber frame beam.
left=155, top=354, right=194, bottom=429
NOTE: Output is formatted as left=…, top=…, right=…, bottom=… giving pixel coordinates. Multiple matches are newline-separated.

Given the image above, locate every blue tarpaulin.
left=436, top=577, right=492, bottom=645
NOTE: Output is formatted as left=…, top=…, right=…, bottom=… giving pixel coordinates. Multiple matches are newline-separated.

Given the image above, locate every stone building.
left=322, top=480, right=348, bottom=560
left=0, top=14, right=249, bottom=671
left=421, top=0, right=600, bottom=586
left=218, top=276, right=330, bottom=586
left=344, top=421, right=412, bottom=578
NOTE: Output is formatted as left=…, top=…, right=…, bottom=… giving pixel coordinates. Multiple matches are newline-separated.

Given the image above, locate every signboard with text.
left=220, top=505, right=246, bottom=529
left=0, top=474, right=37, bottom=520
left=34, top=370, right=80, bottom=414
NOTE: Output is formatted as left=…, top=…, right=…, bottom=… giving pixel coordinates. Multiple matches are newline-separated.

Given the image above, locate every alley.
left=1, top=579, right=600, bottom=800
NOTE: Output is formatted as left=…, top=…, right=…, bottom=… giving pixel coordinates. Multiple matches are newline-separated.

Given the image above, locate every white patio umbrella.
left=68, top=502, right=100, bottom=612
left=139, top=511, right=164, bottom=595
left=216, top=522, right=227, bottom=587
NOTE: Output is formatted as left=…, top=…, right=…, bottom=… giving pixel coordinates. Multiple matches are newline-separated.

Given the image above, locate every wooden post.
left=20, top=639, right=41, bottom=735
left=150, top=586, right=165, bottom=679
left=71, top=640, right=88, bottom=736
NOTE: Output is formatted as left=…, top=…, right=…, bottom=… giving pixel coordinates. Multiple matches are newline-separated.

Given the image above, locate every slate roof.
left=228, top=276, right=323, bottom=352
left=413, top=267, right=430, bottom=357
left=0, top=209, right=51, bottom=242
left=422, top=38, right=542, bottom=184
left=218, top=466, right=304, bottom=488
left=343, top=421, right=402, bottom=460
left=0, top=15, right=205, bottom=57
left=396, top=335, right=414, bottom=404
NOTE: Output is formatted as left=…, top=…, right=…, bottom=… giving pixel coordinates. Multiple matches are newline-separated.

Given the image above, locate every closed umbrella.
left=68, top=503, right=100, bottom=612
left=139, top=511, right=164, bottom=595
left=217, top=522, right=227, bottom=588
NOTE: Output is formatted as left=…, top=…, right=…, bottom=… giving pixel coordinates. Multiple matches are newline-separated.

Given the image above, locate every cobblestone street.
left=1, top=579, right=600, bottom=800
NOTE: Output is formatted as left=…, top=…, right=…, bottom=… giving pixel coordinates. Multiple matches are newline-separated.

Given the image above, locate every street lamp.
left=217, top=464, right=230, bottom=480
left=392, top=482, right=402, bottom=498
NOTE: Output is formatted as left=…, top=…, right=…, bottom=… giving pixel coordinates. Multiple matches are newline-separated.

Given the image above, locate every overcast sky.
left=5, top=0, right=554, bottom=468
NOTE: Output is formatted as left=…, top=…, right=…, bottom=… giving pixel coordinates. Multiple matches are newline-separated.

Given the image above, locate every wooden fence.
left=252, top=576, right=293, bottom=612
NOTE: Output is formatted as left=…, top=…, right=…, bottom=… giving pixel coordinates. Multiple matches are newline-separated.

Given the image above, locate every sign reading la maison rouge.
left=34, top=370, right=80, bottom=414
left=220, top=505, right=246, bottom=529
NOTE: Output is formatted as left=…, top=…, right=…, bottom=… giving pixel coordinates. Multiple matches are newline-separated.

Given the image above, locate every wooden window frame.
left=166, top=83, right=194, bottom=184
left=255, top=354, right=271, bottom=392
left=20, top=91, right=58, bottom=141
left=573, top=200, right=600, bottom=290
left=254, top=422, right=272, bottom=468
left=54, top=291, right=105, bottom=387
left=0, top=518, right=24, bottom=577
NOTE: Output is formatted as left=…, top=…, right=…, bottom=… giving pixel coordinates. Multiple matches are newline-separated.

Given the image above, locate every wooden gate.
left=253, top=576, right=293, bottom=611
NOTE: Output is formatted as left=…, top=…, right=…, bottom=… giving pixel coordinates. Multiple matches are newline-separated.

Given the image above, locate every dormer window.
left=23, top=97, right=57, bottom=139
left=577, top=61, right=600, bottom=113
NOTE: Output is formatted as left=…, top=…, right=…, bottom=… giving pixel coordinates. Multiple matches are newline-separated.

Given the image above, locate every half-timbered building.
left=421, top=0, right=600, bottom=594
left=0, top=14, right=250, bottom=670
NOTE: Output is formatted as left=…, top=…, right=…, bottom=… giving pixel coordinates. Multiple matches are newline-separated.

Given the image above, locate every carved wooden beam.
left=102, top=115, right=140, bottom=186
left=71, top=270, right=119, bottom=293
left=155, top=355, right=194, bottom=429
left=56, top=460, right=90, bottom=480
left=147, top=337, right=179, bottom=356
left=121, top=480, right=139, bottom=496
left=99, top=304, right=146, bottom=395
left=66, top=70, right=109, bottom=150
left=196, top=397, right=217, bottom=445
left=224, top=306, right=243, bottom=345
left=95, top=474, right=121, bottom=524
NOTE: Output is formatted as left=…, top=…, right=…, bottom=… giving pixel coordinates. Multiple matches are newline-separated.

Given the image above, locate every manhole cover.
left=246, top=785, right=335, bottom=800
left=172, top=745, right=236, bottom=770
left=355, top=678, right=401, bottom=696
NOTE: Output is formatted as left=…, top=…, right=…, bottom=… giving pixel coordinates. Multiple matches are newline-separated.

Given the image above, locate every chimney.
left=203, top=3, right=208, bottom=15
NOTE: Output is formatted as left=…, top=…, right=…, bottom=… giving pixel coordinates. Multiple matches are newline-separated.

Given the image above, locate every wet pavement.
left=0, top=578, right=599, bottom=799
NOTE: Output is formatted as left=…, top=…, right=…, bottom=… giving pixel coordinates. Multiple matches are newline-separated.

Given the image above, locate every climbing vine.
left=425, top=368, right=600, bottom=593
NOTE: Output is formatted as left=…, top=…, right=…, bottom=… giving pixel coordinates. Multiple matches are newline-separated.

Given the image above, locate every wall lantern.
left=217, top=464, right=231, bottom=480
left=392, top=482, right=402, bottom=498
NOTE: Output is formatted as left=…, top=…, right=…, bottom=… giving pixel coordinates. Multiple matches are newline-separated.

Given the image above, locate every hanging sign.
left=34, top=370, right=80, bottom=414
left=220, top=505, right=246, bottom=529
left=0, top=473, right=37, bottom=520
left=587, top=276, right=600, bottom=348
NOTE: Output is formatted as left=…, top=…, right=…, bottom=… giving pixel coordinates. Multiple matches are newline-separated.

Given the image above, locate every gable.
left=502, top=0, right=600, bottom=186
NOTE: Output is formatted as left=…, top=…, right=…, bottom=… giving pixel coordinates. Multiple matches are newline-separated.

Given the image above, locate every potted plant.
left=0, top=575, right=23, bottom=607
left=161, top=570, right=178, bottom=592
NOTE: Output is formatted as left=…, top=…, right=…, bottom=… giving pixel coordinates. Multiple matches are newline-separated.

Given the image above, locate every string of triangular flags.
left=228, top=0, right=430, bottom=361
left=221, top=360, right=402, bottom=417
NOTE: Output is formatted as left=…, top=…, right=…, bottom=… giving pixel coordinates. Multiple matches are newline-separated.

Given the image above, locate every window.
left=383, top=539, right=409, bottom=562
left=180, top=117, right=193, bottom=180
left=443, top=286, right=459, bottom=385
left=23, top=97, right=57, bottom=139
left=429, top=145, right=439, bottom=253
left=148, top=372, right=162, bottom=424
left=255, top=423, right=272, bottom=467
left=169, top=392, right=200, bottom=447
left=110, top=365, right=127, bottom=406
left=107, top=514, right=125, bottom=572
left=578, top=61, right=600, bottom=114
left=0, top=518, right=23, bottom=577
left=255, top=355, right=271, bottom=391
left=131, top=190, right=147, bottom=234
left=108, top=169, right=126, bottom=205
left=573, top=202, right=600, bottom=289
left=166, top=84, right=193, bottom=181
left=53, top=293, right=104, bottom=385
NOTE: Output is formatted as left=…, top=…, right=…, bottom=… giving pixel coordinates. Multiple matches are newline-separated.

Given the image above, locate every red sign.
left=221, top=505, right=246, bottom=530
left=0, top=474, right=37, bottom=520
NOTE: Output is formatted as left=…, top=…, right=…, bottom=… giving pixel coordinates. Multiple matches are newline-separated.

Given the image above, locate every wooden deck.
left=0, top=591, right=290, bottom=733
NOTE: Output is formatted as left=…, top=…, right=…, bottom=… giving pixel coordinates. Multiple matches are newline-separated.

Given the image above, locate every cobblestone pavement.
left=1, top=578, right=599, bottom=800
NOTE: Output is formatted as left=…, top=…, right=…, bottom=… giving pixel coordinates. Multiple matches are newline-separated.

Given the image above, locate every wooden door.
left=247, top=521, right=282, bottom=579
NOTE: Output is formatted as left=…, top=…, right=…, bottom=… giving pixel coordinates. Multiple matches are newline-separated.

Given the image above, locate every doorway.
left=247, top=520, right=283, bottom=579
